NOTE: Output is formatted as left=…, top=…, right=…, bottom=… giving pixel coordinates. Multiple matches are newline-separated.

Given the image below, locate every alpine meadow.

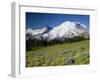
left=26, top=12, right=90, bottom=67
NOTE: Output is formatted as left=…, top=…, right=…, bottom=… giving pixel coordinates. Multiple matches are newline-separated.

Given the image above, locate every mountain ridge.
left=26, top=21, right=89, bottom=41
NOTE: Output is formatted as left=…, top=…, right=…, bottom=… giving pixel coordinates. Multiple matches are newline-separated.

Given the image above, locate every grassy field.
left=26, top=40, right=89, bottom=67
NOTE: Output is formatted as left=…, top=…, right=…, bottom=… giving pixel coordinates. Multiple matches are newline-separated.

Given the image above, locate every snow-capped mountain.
left=26, top=21, right=88, bottom=41
left=26, top=25, right=52, bottom=40
left=42, top=21, right=88, bottom=41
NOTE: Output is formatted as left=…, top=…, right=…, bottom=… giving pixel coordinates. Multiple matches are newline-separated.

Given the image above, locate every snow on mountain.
left=26, top=26, right=52, bottom=40
left=26, top=27, right=47, bottom=36
left=26, top=21, right=88, bottom=41
left=42, top=21, right=87, bottom=41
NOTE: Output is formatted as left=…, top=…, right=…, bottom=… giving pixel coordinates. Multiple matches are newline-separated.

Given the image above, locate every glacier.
left=26, top=21, right=88, bottom=41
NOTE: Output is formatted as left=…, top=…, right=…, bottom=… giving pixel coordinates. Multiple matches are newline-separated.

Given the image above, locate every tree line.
left=26, top=36, right=89, bottom=51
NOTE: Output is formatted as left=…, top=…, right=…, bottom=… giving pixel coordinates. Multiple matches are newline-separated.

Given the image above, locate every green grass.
left=26, top=40, right=89, bottom=67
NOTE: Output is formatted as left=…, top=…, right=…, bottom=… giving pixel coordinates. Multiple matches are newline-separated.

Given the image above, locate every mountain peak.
left=26, top=21, right=88, bottom=41
left=43, top=25, right=53, bottom=31
left=43, top=21, right=87, bottom=41
left=59, top=21, right=75, bottom=28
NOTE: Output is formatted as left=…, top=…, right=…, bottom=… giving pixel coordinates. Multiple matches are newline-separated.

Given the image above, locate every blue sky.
left=26, top=12, right=89, bottom=30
